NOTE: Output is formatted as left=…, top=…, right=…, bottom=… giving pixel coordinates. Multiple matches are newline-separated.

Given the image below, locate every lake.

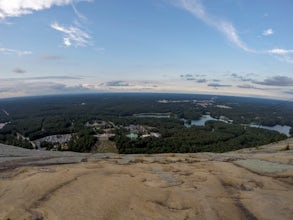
left=133, top=113, right=171, bottom=118
left=250, top=124, right=291, bottom=137
left=183, top=115, right=230, bottom=127
left=183, top=115, right=291, bottom=137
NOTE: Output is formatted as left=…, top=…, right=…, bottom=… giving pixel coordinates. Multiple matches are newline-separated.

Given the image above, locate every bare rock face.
left=0, top=138, right=293, bottom=220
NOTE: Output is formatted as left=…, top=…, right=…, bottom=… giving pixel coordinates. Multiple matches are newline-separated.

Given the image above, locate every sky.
left=0, top=0, right=293, bottom=100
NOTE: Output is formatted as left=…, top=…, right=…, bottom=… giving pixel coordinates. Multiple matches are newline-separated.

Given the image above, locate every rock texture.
left=0, top=138, right=292, bottom=220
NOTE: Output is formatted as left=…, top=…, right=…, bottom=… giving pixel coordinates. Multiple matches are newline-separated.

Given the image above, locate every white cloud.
left=51, top=22, right=91, bottom=47
left=64, top=37, right=72, bottom=46
left=262, top=28, right=273, bottom=36
left=0, top=0, right=94, bottom=49
left=0, top=0, right=92, bottom=19
left=71, top=2, right=87, bottom=21
left=0, top=47, right=32, bottom=55
left=268, top=48, right=293, bottom=64
left=171, top=0, right=253, bottom=52
left=268, top=48, right=293, bottom=55
left=218, top=21, right=252, bottom=52
left=170, top=0, right=293, bottom=63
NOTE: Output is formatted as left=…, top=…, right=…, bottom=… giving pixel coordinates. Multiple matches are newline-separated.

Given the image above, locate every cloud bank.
left=208, top=83, right=232, bottom=88
left=180, top=74, right=209, bottom=83
left=0, top=80, right=95, bottom=98
left=231, top=73, right=293, bottom=87
left=103, top=81, right=131, bottom=87
left=237, top=84, right=268, bottom=90
left=254, top=76, right=293, bottom=87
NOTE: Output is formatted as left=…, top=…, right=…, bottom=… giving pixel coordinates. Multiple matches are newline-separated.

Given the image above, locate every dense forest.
left=0, top=93, right=291, bottom=153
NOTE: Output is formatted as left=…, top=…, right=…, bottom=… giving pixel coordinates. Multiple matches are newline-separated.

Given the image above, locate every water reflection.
left=183, top=115, right=291, bottom=137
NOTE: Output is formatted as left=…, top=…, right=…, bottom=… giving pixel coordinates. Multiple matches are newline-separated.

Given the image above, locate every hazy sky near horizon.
left=0, top=0, right=292, bottom=100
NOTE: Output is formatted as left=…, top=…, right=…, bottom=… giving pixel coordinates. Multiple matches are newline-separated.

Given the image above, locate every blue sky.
left=0, top=0, right=292, bottom=100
